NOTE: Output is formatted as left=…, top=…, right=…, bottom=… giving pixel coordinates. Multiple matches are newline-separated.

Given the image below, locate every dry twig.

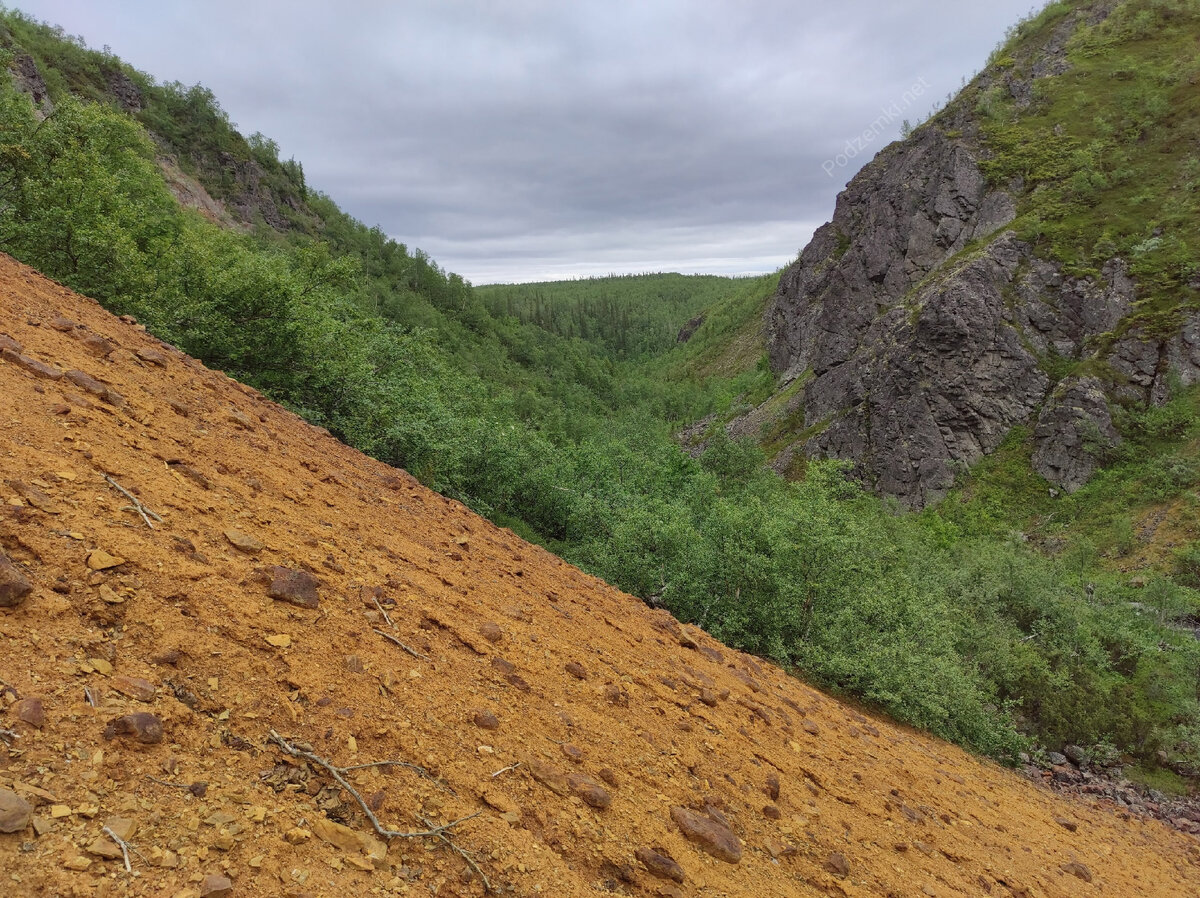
left=84, top=686, right=97, bottom=708
left=490, top=761, right=521, bottom=779
left=267, top=730, right=476, bottom=844
left=339, top=756, right=454, bottom=794
left=146, top=776, right=208, bottom=797
left=0, top=727, right=18, bottom=745
left=102, top=826, right=133, bottom=873
left=418, top=812, right=492, bottom=892
left=103, top=474, right=163, bottom=529
left=372, top=596, right=394, bottom=628
left=372, top=628, right=428, bottom=660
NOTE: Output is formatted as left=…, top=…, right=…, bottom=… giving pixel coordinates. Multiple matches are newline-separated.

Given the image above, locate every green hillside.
left=977, top=0, right=1200, bottom=320
left=925, top=0, right=1200, bottom=584
left=3, top=3, right=1200, bottom=778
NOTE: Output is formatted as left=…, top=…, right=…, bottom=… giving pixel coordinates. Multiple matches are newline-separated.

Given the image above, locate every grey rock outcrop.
left=755, top=1, right=1193, bottom=505
left=764, top=114, right=1076, bottom=506
left=8, top=54, right=53, bottom=118
left=766, top=123, right=1016, bottom=382
left=1031, top=377, right=1120, bottom=492
left=763, top=124, right=1148, bottom=504
left=677, top=313, right=706, bottom=344
left=105, top=68, right=144, bottom=112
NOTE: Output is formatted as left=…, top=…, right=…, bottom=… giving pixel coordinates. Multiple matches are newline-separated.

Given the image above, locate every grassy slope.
left=978, top=0, right=1200, bottom=326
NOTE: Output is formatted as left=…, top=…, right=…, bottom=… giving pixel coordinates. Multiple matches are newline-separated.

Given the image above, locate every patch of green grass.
left=980, top=1, right=1200, bottom=320
left=931, top=427, right=1055, bottom=539
left=756, top=373, right=811, bottom=453
left=658, top=273, right=779, bottom=381
left=1124, top=763, right=1193, bottom=796
left=936, top=386, right=1200, bottom=574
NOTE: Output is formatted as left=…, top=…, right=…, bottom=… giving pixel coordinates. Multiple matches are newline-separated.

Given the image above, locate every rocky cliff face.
left=760, top=3, right=1200, bottom=507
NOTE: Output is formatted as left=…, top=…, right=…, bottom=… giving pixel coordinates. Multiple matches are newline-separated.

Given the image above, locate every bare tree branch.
left=101, top=826, right=133, bottom=873
left=104, top=475, right=163, bottom=529
left=267, top=730, right=475, bottom=840
left=373, top=628, right=427, bottom=660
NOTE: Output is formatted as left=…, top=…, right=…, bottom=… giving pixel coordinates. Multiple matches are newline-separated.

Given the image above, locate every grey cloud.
left=16, top=0, right=1036, bottom=282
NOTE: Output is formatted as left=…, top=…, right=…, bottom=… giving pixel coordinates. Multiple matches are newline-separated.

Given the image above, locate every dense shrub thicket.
left=3, top=7, right=1200, bottom=769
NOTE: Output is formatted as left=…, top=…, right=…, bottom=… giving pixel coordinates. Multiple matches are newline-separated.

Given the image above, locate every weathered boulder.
left=670, top=806, right=742, bottom=863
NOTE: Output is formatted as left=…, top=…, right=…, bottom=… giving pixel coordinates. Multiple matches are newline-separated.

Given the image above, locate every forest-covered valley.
left=3, top=0, right=1200, bottom=792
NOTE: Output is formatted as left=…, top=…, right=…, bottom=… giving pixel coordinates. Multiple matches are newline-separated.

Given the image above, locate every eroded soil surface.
left=1, top=253, right=1199, bottom=897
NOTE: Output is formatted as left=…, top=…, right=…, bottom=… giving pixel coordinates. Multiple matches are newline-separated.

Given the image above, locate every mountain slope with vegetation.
left=2, top=2, right=1200, bottom=784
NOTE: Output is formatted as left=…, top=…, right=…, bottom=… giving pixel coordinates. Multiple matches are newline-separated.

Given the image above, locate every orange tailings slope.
left=0, top=252, right=1197, bottom=898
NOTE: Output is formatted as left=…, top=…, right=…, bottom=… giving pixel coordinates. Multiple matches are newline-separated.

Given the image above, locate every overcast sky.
left=14, top=1, right=1037, bottom=284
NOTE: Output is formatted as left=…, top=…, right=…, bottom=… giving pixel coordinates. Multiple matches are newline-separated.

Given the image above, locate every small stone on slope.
left=86, top=549, right=125, bottom=571
left=472, top=709, right=500, bottom=730
left=566, top=773, right=612, bottom=809
left=1, top=348, right=62, bottom=380
left=0, top=550, right=33, bottom=607
left=635, top=846, right=685, bottom=883
left=224, top=529, right=265, bottom=553
left=268, top=566, right=320, bottom=608
left=111, top=675, right=156, bottom=702
left=0, top=789, right=33, bottom=833
left=825, top=852, right=850, bottom=876
left=199, top=873, right=234, bottom=897
left=104, top=712, right=164, bottom=744
left=136, top=347, right=168, bottom=366
left=560, top=743, right=584, bottom=763
left=14, top=697, right=45, bottom=728
left=526, top=758, right=570, bottom=796
left=764, top=772, right=781, bottom=801
left=478, top=620, right=503, bottom=642
left=564, top=661, right=588, bottom=680
left=670, top=806, right=742, bottom=864
left=81, top=334, right=114, bottom=357
left=1062, top=862, right=1092, bottom=882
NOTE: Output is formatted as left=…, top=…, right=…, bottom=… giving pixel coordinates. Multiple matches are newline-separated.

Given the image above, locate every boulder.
left=670, top=806, right=742, bottom=863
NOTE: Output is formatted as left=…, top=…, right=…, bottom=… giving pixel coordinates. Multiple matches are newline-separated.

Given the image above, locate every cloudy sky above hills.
left=18, top=0, right=1036, bottom=283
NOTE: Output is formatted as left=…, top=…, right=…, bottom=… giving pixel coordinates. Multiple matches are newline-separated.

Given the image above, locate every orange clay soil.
left=0, top=250, right=1198, bottom=898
